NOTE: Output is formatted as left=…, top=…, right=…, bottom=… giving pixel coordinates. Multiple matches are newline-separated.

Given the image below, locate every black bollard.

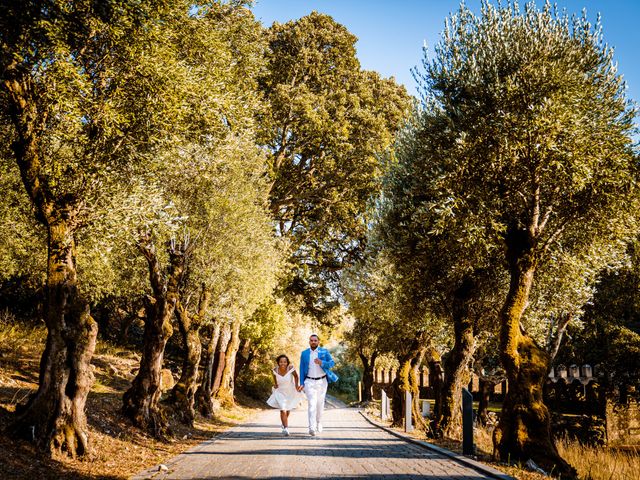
left=462, top=387, right=474, bottom=455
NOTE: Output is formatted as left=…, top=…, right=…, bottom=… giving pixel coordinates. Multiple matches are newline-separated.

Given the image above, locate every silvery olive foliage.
left=408, top=1, right=637, bottom=262
left=379, top=0, right=638, bottom=344
left=0, top=1, right=282, bottom=312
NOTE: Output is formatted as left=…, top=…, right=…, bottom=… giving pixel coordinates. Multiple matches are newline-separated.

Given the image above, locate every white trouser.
left=304, top=377, right=328, bottom=431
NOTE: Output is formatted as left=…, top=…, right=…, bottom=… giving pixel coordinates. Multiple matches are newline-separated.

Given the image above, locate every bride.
left=267, top=354, right=303, bottom=435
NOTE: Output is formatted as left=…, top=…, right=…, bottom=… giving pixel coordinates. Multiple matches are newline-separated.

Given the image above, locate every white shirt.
left=308, top=348, right=325, bottom=378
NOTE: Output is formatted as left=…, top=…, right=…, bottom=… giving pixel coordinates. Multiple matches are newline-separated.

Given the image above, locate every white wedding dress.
left=267, top=366, right=304, bottom=410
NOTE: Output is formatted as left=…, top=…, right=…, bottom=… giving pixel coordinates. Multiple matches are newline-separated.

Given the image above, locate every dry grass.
left=557, top=437, right=640, bottom=480
left=0, top=315, right=263, bottom=480
left=0, top=310, right=45, bottom=347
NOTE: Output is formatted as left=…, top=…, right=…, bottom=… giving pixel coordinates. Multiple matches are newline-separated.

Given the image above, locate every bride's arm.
left=292, top=369, right=300, bottom=388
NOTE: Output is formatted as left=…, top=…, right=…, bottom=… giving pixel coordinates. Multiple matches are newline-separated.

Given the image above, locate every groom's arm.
left=299, top=352, right=305, bottom=386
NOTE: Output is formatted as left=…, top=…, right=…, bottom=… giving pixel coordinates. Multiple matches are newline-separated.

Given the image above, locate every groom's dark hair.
left=309, top=334, right=319, bottom=340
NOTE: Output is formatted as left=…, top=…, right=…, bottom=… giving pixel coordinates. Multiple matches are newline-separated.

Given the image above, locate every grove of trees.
left=341, top=2, right=638, bottom=478
left=0, top=0, right=408, bottom=458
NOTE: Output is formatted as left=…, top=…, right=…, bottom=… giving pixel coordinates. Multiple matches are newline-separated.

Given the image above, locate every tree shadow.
left=163, top=477, right=489, bottom=480
left=182, top=444, right=445, bottom=460
left=0, top=388, right=121, bottom=479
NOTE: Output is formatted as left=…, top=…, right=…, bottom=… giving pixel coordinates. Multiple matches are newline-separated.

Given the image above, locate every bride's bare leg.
left=280, top=410, right=289, bottom=427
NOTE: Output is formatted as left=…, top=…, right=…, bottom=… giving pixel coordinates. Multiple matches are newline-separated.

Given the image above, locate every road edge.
left=359, top=411, right=515, bottom=480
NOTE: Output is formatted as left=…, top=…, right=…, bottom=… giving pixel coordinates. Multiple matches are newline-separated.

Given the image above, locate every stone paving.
left=133, top=402, right=493, bottom=480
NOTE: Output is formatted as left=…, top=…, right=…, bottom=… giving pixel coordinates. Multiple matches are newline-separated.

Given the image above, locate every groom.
left=298, top=334, right=338, bottom=436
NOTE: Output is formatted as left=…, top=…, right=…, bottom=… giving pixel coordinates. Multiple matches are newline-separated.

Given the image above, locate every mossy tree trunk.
left=11, top=218, right=98, bottom=458
left=215, top=319, right=241, bottom=407
left=170, top=285, right=210, bottom=426
left=390, top=339, right=427, bottom=430
left=409, top=348, right=427, bottom=430
left=493, top=228, right=576, bottom=478
left=122, top=235, right=187, bottom=437
left=358, top=350, right=378, bottom=402
left=434, top=279, right=476, bottom=438
left=390, top=359, right=409, bottom=426
left=196, top=320, right=221, bottom=417
left=116, top=298, right=146, bottom=344
left=427, top=351, right=444, bottom=426
left=5, top=75, right=98, bottom=458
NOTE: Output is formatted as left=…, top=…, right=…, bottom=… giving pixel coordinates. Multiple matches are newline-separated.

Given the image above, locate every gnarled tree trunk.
left=493, top=229, right=575, bottom=477
left=477, top=377, right=498, bottom=426
left=11, top=219, right=98, bottom=458
left=427, top=349, right=444, bottom=425
left=358, top=350, right=378, bottom=402
left=390, top=339, right=427, bottom=431
left=390, top=358, right=409, bottom=426
left=410, top=347, right=427, bottom=428
left=215, top=319, right=241, bottom=407
left=116, top=298, right=146, bottom=344
left=196, top=320, right=221, bottom=417
left=210, top=321, right=232, bottom=398
left=122, top=236, right=186, bottom=437
left=434, top=279, right=476, bottom=438
left=5, top=73, right=98, bottom=458
left=170, top=286, right=210, bottom=426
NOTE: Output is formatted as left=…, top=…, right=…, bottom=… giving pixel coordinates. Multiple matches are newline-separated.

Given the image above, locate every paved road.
left=133, top=402, right=493, bottom=480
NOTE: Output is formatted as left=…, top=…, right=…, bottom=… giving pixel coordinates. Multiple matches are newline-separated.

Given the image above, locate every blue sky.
left=251, top=0, right=640, bottom=104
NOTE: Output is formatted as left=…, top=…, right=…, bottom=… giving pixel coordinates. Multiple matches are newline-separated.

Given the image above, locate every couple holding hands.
left=266, top=334, right=338, bottom=436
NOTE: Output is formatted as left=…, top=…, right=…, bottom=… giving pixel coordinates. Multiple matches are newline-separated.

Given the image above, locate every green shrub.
left=327, top=345, right=361, bottom=402
left=238, top=370, right=274, bottom=402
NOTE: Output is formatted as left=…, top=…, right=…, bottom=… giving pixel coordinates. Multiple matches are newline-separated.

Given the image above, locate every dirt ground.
left=0, top=325, right=263, bottom=480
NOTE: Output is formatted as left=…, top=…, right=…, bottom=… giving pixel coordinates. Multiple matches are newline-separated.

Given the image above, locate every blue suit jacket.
left=299, top=347, right=339, bottom=386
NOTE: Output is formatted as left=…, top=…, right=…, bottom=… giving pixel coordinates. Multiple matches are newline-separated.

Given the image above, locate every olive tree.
left=342, top=251, right=399, bottom=402
left=380, top=115, right=507, bottom=437
left=344, top=246, right=447, bottom=429
left=169, top=139, right=282, bottom=416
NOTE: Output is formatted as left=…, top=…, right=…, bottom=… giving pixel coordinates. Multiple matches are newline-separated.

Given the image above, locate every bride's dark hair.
left=275, top=354, right=290, bottom=365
